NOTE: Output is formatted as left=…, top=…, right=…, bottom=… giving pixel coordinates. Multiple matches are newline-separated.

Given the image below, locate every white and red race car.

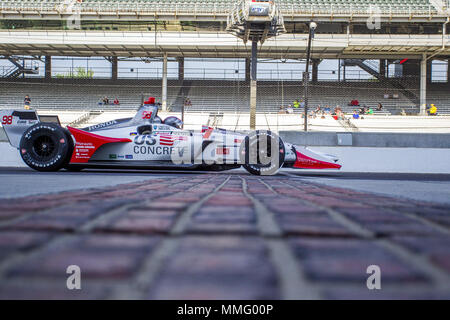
left=0, top=100, right=341, bottom=175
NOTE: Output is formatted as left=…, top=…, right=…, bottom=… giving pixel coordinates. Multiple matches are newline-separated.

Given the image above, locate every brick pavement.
left=0, top=174, right=449, bottom=299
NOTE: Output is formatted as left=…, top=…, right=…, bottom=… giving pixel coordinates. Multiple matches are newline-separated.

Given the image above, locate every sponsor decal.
left=125, top=155, right=133, bottom=159
left=142, top=111, right=153, bottom=119
left=134, top=135, right=157, bottom=146
left=87, top=120, right=118, bottom=131
left=134, top=134, right=186, bottom=147
left=153, top=125, right=172, bottom=131
left=117, top=155, right=125, bottom=159
left=134, top=132, right=185, bottom=155
left=159, top=134, right=175, bottom=146
left=293, top=150, right=341, bottom=170
left=74, top=142, right=96, bottom=160
left=133, top=145, right=183, bottom=156
left=171, top=131, right=191, bottom=137
left=1, top=115, right=13, bottom=125
left=130, top=132, right=138, bottom=136
left=109, top=154, right=117, bottom=159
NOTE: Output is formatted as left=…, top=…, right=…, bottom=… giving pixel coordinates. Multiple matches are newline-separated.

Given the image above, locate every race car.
left=0, top=99, right=341, bottom=175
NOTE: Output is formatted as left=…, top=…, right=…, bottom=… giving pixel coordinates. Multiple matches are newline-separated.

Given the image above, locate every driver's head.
left=153, top=116, right=163, bottom=124
left=164, top=116, right=183, bottom=129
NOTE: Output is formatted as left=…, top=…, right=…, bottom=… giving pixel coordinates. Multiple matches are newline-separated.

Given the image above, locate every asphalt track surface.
left=0, top=167, right=449, bottom=299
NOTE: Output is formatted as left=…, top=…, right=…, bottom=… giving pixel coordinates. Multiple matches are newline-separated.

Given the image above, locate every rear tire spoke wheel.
left=20, top=123, right=74, bottom=172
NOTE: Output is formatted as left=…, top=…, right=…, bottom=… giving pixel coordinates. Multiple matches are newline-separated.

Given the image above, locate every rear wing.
left=0, top=109, right=40, bottom=148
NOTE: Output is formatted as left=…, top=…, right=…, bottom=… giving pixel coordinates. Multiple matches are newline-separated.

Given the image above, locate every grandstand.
left=0, top=0, right=450, bottom=132
left=0, top=81, right=169, bottom=111
left=0, top=79, right=439, bottom=114
left=0, top=1, right=447, bottom=19
left=1, top=78, right=449, bottom=134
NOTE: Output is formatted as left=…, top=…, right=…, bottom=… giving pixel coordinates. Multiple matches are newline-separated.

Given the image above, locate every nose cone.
left=293, top=149, right=342, bottom=170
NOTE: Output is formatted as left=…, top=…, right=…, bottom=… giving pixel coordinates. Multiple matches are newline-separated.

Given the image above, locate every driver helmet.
left=164, top=116, right=183, bottom=129
left=153, top=116, right=163, bottom=124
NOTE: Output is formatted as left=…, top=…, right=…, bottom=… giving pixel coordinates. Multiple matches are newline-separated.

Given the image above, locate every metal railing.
left=0, top=66, right=16, bottom=77
left=35, top=66, right=382, bottom=81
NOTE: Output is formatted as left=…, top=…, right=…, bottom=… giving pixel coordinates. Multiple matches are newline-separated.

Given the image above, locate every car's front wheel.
left=19, top=123, right=74, bottom=172
left=240, top=130, right=285, bottom=176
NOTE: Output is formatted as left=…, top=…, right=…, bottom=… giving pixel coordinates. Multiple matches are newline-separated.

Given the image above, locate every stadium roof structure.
left=1, top=1, right=450, bottom=59
left=0, top=0, right=449, bottom=22
left=0, top=31, right=449, bottom=59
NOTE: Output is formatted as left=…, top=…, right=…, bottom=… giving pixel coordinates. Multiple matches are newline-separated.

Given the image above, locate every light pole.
left=304, top=21, right=317, bottom=132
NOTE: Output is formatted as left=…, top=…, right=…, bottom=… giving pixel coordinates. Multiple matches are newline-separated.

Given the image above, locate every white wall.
left=314, top=147, right=450, bottom=174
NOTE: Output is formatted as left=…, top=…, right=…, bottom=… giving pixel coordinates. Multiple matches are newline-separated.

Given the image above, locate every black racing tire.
left=240, top=130, right=285, bottom=176
left=19, top=123, right=73, bottom=172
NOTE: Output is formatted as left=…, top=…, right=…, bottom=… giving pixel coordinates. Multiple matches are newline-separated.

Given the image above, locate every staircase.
left=207, top=113, right=224, bottom=128
left=1, top=57, right=40, bottom=79
left=342, top=59, right=419, bottom=106
left=338, top=117, right=359, bottom=132
left=70, top=110, right=104, bottom=127
left=171, top=80, right=193, bottom=111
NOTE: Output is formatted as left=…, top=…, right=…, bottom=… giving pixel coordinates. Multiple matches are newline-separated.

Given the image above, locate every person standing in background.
left=24, top=95, right=31, bottom=109
left=429, top=104, right=438, bottom=116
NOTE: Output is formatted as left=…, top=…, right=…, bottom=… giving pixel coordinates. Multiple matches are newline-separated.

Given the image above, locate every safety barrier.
left=279, top=131, right=450, bottom=148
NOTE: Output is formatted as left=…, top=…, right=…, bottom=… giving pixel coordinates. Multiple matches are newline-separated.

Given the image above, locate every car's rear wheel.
left=240, top=130, right=285, bottom=176
left=20, top=123, right=74, bottom=172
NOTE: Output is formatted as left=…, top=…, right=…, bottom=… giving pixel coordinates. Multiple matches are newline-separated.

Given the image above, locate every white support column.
left=420, top=53, right=427, bottom=115
left=250, top=40, right=258, bottom=130
left=162, top=53, right=168, bottom=111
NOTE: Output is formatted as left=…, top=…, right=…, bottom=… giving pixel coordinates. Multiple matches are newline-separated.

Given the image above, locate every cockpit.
left=134, top=98, right=183, bottom=133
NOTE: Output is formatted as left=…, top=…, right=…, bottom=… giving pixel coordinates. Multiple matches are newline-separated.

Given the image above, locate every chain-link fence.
left=1, top=58, right=450, bottom=132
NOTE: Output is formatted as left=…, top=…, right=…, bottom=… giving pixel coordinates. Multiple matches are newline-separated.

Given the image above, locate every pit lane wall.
left=279, top=132, right=450, bottom=149
left=1, top=128, right=450, bottom=173
left=278, top=132, right=450, bottom=174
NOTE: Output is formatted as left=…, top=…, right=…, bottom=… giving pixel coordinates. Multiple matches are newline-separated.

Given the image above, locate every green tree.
left=55, top=67, right=94, bottom=79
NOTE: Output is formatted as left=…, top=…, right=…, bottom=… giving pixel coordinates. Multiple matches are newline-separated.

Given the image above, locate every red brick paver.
left=0, top=175, right=449, bottom=299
